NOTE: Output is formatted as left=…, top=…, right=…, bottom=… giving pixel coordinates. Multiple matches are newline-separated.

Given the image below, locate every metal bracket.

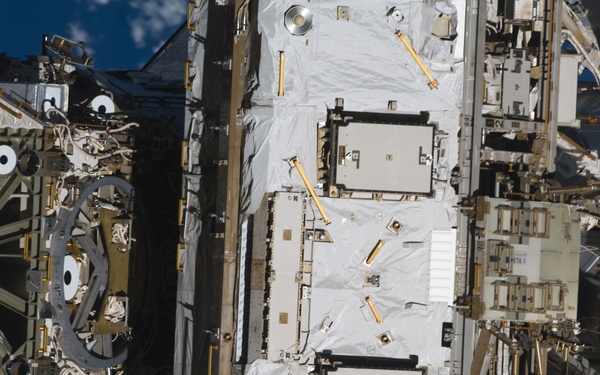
left=306, top=229, right=332, bottom=243
left=320, top=317, right=333, bottom=333
left=337, top=6, right=350, bottom=20
left=26, top=270, right=43, bottom=293
left=377, top=331, right=394, bottom=346
left=37, top=300, right=54, bottom=319
left=455, top=295, right=484, bottom=319
left=41, top=216, right=59, bottom=236
left=364, top=275, right=381, bottom=287
left=386, top=218, right=404, bottom=234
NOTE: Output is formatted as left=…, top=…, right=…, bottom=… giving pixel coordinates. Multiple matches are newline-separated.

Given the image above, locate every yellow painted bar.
left=42, top=254, right=52, bottom=282
left=45, top=183, right=55, bottom=211
left=18, top=101, right=41, bottom=120
left=178, top=199, right=187, bottom=226
left=208, top=345, right=218, bottom=374
left=69, top=241, right=84, bottom=261
left=23, top=233, right=31, bottom=261
left=278, top=51, right=285, bottom=97
left=38, top=326, right=49, bottom=355
left=176, top=243, right=185, bottom=271
left=474, top=263, right=482, bottom=293
left=184, top=62, right=194, bottom=90
left=365, top=239, right=385, bottom=265
left=187, top=2, right=197, bottom=31
left=365, top=296, right=383, bottom=323
left=292, top=158, right=331, bottom=225
left=181, top=140, right=189, bottom=168
left=535, top=339, right=544, bottom=375
left=559, top=132, right=596, bottom=160
left=0, top=102, right=23, bottom=119
left=395, top=31, right=438, bottom=90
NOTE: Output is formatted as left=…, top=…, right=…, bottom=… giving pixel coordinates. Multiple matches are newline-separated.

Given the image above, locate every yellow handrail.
left=291, top=158, right=331, bottom=225
left=42, top=254, right=52, bottom=282
left=18, top=101, right=41, bottom=120
left=365, top=296, right=383, bottom=323
left=38, top=325, right=49, bottom=355
left=208, top=344, right=218, bottom=374
left=184, top=62, right=194, bottom=90
left=181, top=140, right=189, bottom=168
left=68, top=241, right=84, bottom=261
left=365, top=240, right=385, bottom=265
left=176, top=243, right=186, bottom=271
left=187, top=2, right=197, bottom=31
left=278, top=51, right=285, bottom=97
left=178, top=199, right=187, bottom=226
left=23, top=233, right=32, bottom=261
left=0, top=102, right=23, bottom=119
left=558, top=132, right=596, bottom=160
left=45, top=182, right=55, bottom=211
left=395, top=31, right=438, bottom=89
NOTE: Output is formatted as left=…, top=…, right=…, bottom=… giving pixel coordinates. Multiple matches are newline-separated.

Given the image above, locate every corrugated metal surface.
left=143, top=23, right=189, bottom=82
left=429, top=230, right=457, bottom=306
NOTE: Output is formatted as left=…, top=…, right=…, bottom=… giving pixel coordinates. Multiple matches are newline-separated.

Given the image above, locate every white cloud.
left=130, top=18, right=146, bottom=47
left=68, top=22, right=91, bottom=43
left=87, top=0, right=115, bottom=12
left=67, top=22, right=95, bottom=55
left=127, top=0, right=185, bottom=48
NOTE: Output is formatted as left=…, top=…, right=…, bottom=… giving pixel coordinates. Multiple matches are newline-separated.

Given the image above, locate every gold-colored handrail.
left=184, top=62, right=194, bottom=90
left=178, top=199, right=187, bottom=226
left=176, top=243, right=186, bottom=271
left=395, top=31, right=438, bottom=89
left=558, top=132, right=596, bottom=160
left=278, top=51, right=285, bottom=97
left=365, top=296, right=383, bottom=323
left=291, top=158, right=331, bottom=225
left=18, top=101, right=41, bottom=120
left=68, top=241, right=84, bottom=261
left=45, top=183, right=55, bottom=211
left=0, top=101, right=23, bottom=119
left=181, top=140, right=189, bottom=168
left=23, top=233, right=32, bottom=261
left=208, top=344, right=218, bottom=373
left=187, top=2, right=197, bottom=31
left=38, top=325, right=49, bottom=355
left=42, top=254, right=52, bottom=282
left=365, top=240, right=385, bottom=265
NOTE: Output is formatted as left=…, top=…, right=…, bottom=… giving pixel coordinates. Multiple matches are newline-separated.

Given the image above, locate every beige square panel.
left=334, top=122, right=433, bottom=194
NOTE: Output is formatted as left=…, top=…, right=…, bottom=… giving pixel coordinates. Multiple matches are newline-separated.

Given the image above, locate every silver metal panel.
left=429, top=230, right=457, bottom=305
left=332, top=369, right=420, bottom=375
left=557, top=54, right=579, bottom=126
left=267, top=192, right=304, bottom=361
left=502, top=50, right=531, bottom=117
left=248, top=195, right=271, bottom=363
left=247, top=290, right=265, bottom=362
left=513, top=0, right=535, bottom=20
left=335, top=122, right=433, bottom=194
left=477, top=198, right=580, bottom=321
left=0, top=83, right=69, bottom=113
